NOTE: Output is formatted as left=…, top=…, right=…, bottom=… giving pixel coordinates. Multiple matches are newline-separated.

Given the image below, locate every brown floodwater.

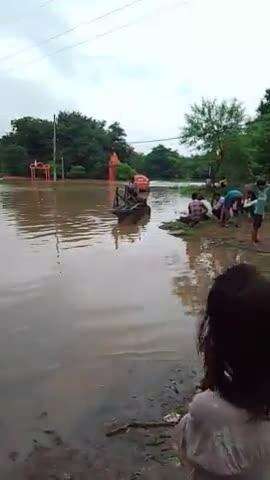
left=0, top=179, right=269, bottom=478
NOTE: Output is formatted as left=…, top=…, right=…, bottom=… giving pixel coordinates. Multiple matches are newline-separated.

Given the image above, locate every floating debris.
left=8, top=451, right=19, bottom=462
left=106, top=417, right=181, bottom=437
left=38, top=411, right=48, bottom=419
left=163, top=413, right=181, bottom=424
left=43, top=429, right=55, bottom=435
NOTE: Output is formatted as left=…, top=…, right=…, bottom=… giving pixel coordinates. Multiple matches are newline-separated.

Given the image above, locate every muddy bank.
left=4, top=363, right=199, bottom=480
left=160, top=215, right=270, bottom=252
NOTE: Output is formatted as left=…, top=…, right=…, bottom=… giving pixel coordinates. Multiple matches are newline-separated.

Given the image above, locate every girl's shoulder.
left=189, top=390, right=250, bottom=426
left=178, top=390, right=270, bottom=476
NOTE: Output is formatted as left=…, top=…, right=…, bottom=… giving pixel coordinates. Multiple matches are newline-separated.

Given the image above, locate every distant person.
left=221, top=189, right=243, bottom=226
left=245, top=179, right=270, bottom=244
left=128, top=177, right=136, bottom=192
left=244, top=189, right=257, bottom=219
left=126, top=177, right=138, bottom=202
left=177, top=264, right=270, bottom=479
left=212, top=192, right=224, bottom=220
left=219, top=178, right=227, bottom=189
left=188, top=193, right=208, bottom=224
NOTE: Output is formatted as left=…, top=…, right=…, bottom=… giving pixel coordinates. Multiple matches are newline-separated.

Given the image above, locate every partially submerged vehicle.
left=112, top=185, right=150, bottom=221
left=133, top=175, right=150, bottom=192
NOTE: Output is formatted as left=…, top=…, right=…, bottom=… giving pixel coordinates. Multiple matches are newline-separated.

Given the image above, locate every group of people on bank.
left=176, top=182, right=270, bottom=479
left=184, top=179, right=269, bottom=244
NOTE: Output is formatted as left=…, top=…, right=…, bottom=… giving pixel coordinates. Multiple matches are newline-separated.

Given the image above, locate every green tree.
left=247, top=89, right=270, bottom=176
left=257, top=89, right=270, bottom=116
left=128, top=152, right=146, bottom=173
left=67, top=165, right=87, bottom=179
left=181, top=153, right=212, bottom=180
left=0, top=145, right=28, bottom=175
left=108, top=122, right=133, bottom=161
left=0, top=112, right=132, bottom=179
left=219, top=134, right=252, bottom=183
left=57, top=112, right=132, bottom=178
left=116, top=163, right=136, bottom=181
left=180, top=98, right=246, bottom=174
left=144, top=145, right=184, bottom=179
left=57, top=111, right=107, bottom=176
left=1, top=117, right=53, bottom=162
left=248, top=113, right=270, bottom=175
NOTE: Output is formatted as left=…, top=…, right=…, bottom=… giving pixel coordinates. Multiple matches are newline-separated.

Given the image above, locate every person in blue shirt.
left=221, top=189, right=243, bottom=226
left=245, top=179, right=270, bottom=244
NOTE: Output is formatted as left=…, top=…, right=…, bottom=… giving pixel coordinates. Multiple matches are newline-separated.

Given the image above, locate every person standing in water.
left=245, top=179, right=270, bottom=244
left=177, top=264, right=270, bottom=479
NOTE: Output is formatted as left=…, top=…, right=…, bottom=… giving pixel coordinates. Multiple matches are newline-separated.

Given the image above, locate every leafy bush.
left=0, top=145, right=28, bottom=175
left=219, top=135, right=252, bottom=183
left=67, top=165, right=87, bottom=179
left=117, top=163, right=136, bottom=181
left=179, top=185, right=213, bottom=199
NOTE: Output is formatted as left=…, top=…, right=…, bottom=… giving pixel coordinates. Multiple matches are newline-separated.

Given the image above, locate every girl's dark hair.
left=198, top=264, right=270, bottom=417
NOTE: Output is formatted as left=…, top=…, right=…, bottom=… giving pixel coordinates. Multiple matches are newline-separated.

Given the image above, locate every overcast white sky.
left=0, top=0, right=270, bottom=152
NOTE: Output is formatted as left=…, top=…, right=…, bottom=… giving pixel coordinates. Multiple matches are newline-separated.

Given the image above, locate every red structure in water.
left=30, top=161, right=51, bottom=181
left=108, top=152, right=120, bottom=182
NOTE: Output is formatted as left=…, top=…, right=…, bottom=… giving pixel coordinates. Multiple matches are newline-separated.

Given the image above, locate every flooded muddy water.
left=0, top=179, right=268, bottom=478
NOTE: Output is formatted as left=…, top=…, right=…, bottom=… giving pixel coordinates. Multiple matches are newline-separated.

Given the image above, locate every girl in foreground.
left=177, top=264, right=270, bottom=479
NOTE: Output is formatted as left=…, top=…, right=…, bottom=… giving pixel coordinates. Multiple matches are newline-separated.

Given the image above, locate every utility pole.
left=53, top=114, right=57, bottom=182
left=61, top=155, right=65, bottom=181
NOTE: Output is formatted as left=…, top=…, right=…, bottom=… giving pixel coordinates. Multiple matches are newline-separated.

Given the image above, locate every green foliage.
left=0, top=111, right=133, bottom=178
left=128, top=152, right=146, bottom=173
left=108, top=122, right=133, bottom=161
left=116, top=163, right=135, bottom=181
left=179, top=185, right=212, bottom=199
left=181, top=153, right=212, bottom=180
left=141, top=145, right=184, bottom=179
left=257, top=89, right=270, bottom=116
left=1, top=117, right=53, bottom=162
left=57, top=112, right=128, bottom=178
left=1, top=91, right=270, bottom=183
left=0, top=145, right=28, bottom=175
left=67, top=165, right=87, bottom=179
left=180, top=98, right=246, bottom=173
left=219, top=134, right=252, bottom=183
left=248, top=112, right=270, bottom=176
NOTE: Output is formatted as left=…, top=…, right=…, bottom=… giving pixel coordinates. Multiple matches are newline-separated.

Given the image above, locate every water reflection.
left=172, top=233, right=257, bottom=316
left=0, top=181, right=116, bottom=250
left=111, top=208, right=151, bottom=250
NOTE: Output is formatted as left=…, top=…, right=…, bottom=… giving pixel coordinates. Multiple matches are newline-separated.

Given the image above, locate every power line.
left=1, top=0, right=55, bottom=27
left=0, top=0, right=143, bottom=63
left=129, top=136, right=179, bottom=144
left=2, top=0, right=187, bottom=73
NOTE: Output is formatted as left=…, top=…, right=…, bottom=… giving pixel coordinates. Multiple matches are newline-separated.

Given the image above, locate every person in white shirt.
left=212, top=193, right=225, bottom=220
left=177, top=264, right=270, bottom=479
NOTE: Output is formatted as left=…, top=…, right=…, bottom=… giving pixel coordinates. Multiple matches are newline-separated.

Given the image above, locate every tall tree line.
left=0, top=112, right=133, bottom=178
left=1, top=90, right=270, bottom=181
